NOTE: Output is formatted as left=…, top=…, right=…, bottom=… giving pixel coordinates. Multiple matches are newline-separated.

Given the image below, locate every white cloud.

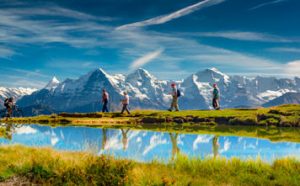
left=285, top=60, right=300, bottom=76
left=249, top=0, right=287, bottom=11
left=143, top=134, right=167, bottom=155
left=50, top=130, right=59, bottom=146
left=199, top=31, right=295, bottom=43
left=136, top=137, right=142, bottom=143
left=15, top=126, right=37, bottom=134
left=116, top=0, right=225, bottom=30
left=105, top=133, right=123, bottom=150
left=130, top=49, right=164, bottom=70
left=193, top=135, right=213, bottom=150
left=220, top=138, right=231, bottom=153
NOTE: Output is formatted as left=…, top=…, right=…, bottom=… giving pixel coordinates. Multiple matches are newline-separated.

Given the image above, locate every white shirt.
left=122, top=95, right=129, bottom=105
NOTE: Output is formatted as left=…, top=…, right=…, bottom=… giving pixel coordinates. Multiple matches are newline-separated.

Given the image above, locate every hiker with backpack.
left=102, top=89, right=109, bottom=113
left=4, top=97, right=14, bottom=118
left=212, top=83, right=220, bottom=110
left=120, top=91, right=131, bottom=114
left=168, top=83, right=180, bottom=112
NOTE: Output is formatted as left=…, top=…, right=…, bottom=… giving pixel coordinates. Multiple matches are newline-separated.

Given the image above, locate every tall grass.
left=0, top=145, right=132, bottom=185
left=0, top=146, right=299, bottom=186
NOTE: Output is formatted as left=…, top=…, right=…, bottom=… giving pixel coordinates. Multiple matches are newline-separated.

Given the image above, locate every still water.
left=1, top=124, right=300, bottom=162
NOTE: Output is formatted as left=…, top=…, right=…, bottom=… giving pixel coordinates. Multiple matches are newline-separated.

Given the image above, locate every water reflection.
left=121, top=129, right=130, bottom=151
left=0, top=124, right=300, bottom=163
left=169, top=133, right=180, bottom=160
left=101, top=128, right=107, bottom=150
left=212, top=136, right=219, bottom=158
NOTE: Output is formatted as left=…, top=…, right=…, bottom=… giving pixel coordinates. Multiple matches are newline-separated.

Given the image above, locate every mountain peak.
left=209, top=67, right=220, bottom=72
left=136, top=68, right=152, bottom=76
left=130, top=68, right=156, bottom=80
left=196, top=68, right=230, bottom=84
left=45, top=76, right=60, bottom=90
left=98, top=68, right=106, bottom=74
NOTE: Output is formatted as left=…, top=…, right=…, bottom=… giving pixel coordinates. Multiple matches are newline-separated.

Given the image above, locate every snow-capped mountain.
left=0, top=87, right=37, bottom=109
left=17, top=67, right=300, bottom=114
left=45, top=76, right=60, bottom=90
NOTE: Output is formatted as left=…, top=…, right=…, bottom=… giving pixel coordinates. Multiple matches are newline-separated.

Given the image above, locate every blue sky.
left=0, top=0, right=300, bottom=88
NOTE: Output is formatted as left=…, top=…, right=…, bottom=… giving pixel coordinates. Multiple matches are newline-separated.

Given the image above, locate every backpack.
left=4, top=99, right=9, bottom=107
left=177, top=89, right=181, bottom=97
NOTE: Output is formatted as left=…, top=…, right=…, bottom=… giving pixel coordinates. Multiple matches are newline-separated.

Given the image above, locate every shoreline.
left=1, top=104, right=299, bottom=127
left=1, top=104, right=299, bottom=143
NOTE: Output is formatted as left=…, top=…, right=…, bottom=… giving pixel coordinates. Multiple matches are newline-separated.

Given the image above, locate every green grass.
left=0, top=146, right=299, bottom=186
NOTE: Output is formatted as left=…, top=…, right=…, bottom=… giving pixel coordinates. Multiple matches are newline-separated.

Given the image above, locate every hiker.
left=120, top=92, right=130, bottom=114
left=4, top=97, right=14, bottom=118
left=102, top=89, right=109, bottom=112
left=212, top=83, right=220, bottom=110
left=168, top=83, right=180, bottom=111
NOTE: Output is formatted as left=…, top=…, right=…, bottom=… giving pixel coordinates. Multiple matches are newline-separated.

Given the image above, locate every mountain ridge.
left=14, top=67, right=300, bottom=115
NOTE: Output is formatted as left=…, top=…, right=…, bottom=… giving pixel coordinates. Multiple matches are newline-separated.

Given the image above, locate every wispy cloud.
left=268, top=47, right=300, bottom=53
left=0, top=67, right=51, bottom=88
left=0, top=47, right=15, bottom=58
left=102, top=28, right=287, bottom=76
left=0, top=74, right=48, bottom=88
left=130, top=49, right=164, bottom=70
left=116, top=0, right=225, bottom=30
left=198, top=31, right=296, bottom=43
left=0, top=4, right=112, bottom=51
left=249, top=0, right=287, bottom=11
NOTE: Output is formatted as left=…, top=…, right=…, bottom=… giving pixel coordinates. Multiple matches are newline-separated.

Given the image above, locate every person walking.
left=102, top=89, right=109, bottom=112
left=168, top=83, right=180, bottom=112
left=4, top=97, right=14, bottom=118
left=121, top=92, right=130, bottom=114
left=212, top=83, right=220, bottom=110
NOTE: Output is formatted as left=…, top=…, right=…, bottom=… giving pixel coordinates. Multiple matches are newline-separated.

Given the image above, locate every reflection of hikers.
left=169, top=133, right=180, bottom=160
left=168, top=83, right=180, bottom=112
left=212, top=83, right=220, bottom=110
left=5, top=123, right=13, bottom=140
left=120, top=92, right=130, bottom=114
left=101, top=128, right=108, bottom=150
left=212, top=136, right=219, bottom=158
left=4, top=97, right=14, bottom=118
left=121, top=129, right=130, bottom=150
left=102, top=89, right=109, bottom=113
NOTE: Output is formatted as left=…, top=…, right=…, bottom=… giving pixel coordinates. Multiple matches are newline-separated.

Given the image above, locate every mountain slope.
left=263, top=93, right=300, bottom=107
